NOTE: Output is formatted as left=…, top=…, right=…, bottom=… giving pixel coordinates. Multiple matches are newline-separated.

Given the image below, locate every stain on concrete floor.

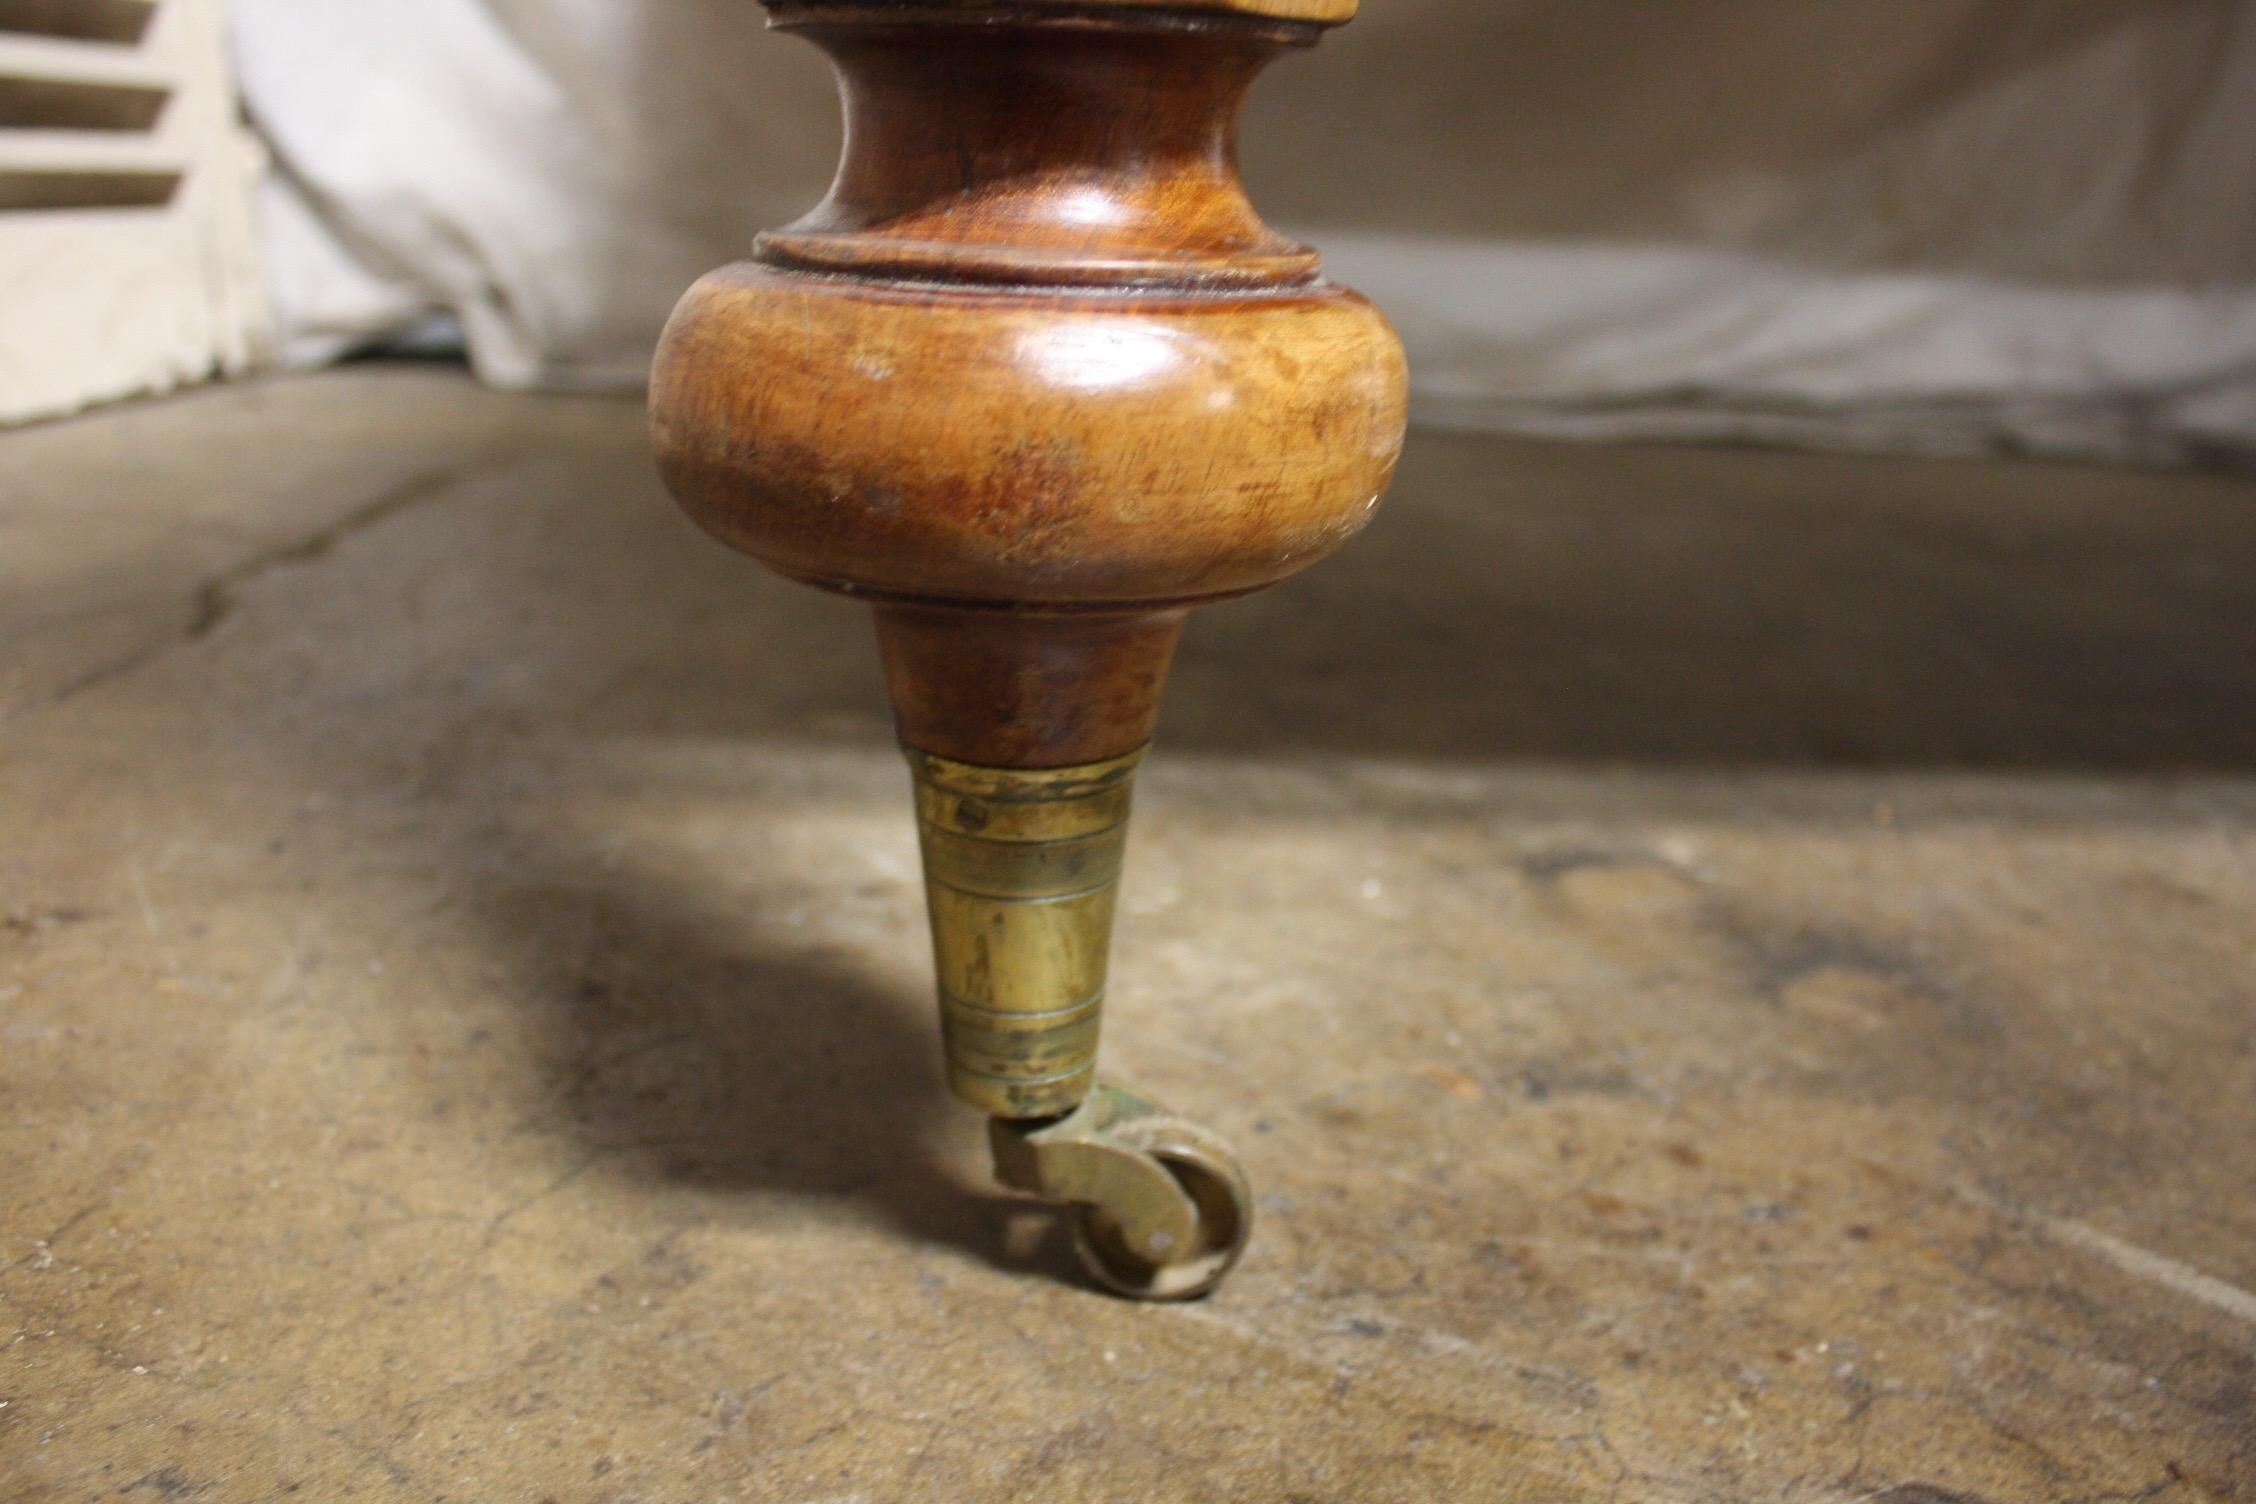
left=3, top=370, right=2253, bottom=1501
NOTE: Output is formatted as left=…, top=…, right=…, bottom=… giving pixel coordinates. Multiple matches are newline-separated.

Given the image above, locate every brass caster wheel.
left=990, top=1083, right=1253, bottom=1302
left=1068, top=1118, right=1251, bottom=1301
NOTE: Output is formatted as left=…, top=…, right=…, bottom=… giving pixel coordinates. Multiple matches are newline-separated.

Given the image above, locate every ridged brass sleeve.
left=906, top=745, right=1145, bottom=1119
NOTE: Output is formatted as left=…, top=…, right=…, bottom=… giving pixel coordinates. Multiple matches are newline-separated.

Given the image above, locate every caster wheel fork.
left=990, top=1083, right=1252, bottom=1302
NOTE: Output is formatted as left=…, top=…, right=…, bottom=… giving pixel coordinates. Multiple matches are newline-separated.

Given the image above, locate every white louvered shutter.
left=0, top=0, right=268, bottom=423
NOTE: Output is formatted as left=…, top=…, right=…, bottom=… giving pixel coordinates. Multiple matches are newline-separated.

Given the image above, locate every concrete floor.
left=3, top=368, right=2253, bottom=1502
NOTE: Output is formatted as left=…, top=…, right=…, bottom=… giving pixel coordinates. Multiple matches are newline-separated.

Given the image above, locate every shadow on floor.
left=427, top=416, right=2250, bottom=1268
left=463, top=833, right=1085, bottom=1287
left=1154, top=428, right=2256, bottom=772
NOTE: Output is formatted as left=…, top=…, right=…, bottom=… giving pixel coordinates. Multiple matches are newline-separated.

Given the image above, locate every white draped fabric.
left=233, top=0, right=2256, bottom=468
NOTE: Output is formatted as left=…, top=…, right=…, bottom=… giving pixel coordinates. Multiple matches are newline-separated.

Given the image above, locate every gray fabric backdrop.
left=236, top=0, right=2256, bottom=468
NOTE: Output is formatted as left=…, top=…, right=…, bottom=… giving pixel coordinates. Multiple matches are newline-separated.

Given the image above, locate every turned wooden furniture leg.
left=650, top=0, right=1405, bottom=1299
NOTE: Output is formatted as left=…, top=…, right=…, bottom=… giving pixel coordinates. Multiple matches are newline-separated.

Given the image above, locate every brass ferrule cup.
left=905, top=745, right=1144, bottom=1120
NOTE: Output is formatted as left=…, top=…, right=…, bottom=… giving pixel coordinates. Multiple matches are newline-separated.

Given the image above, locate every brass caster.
left=989, top=1083, right=1252, bottom=1302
